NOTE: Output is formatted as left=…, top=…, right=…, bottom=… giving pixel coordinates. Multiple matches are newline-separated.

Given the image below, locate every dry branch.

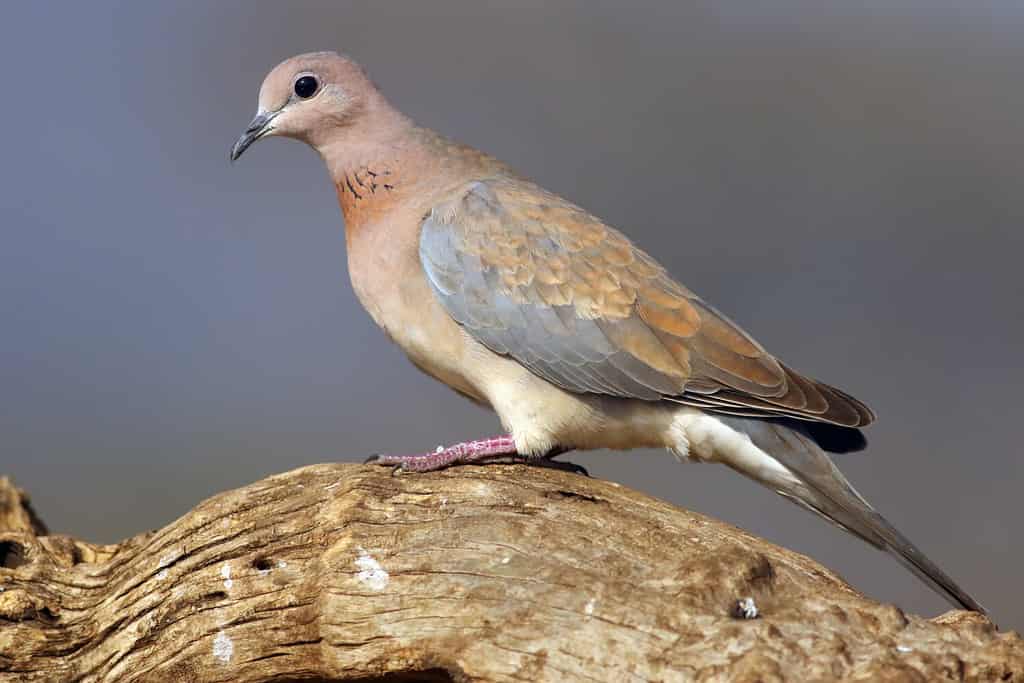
left=0, top=465, right=1020, bottom=682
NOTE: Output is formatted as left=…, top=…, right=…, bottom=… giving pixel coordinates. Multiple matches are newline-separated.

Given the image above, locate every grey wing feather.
left=419, top=178, right=875, bottom=429
left=419, top=183, right=670, bottom=399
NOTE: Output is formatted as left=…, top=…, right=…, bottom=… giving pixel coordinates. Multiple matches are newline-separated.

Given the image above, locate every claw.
left=532, top=458, right=590, bottom=477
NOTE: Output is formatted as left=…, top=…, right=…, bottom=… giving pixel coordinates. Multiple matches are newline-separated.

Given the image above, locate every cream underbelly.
left=451, top=334, right=800, bottom=491
left=353, top=250, right=792, bottom=486
left=401, top=331, right=489, bottom=405
left=457, top=336, right=678, bottom=455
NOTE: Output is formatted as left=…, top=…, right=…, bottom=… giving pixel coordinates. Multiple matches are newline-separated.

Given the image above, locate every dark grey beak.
left=230, top=110, right=277, bottom=162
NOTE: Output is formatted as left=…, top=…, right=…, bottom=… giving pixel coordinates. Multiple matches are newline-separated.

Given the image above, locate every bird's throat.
left=332, top=160, right=406, bottom=235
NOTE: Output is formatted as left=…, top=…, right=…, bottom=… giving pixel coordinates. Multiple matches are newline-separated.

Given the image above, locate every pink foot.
left=366, top=435, right=519, bottom=472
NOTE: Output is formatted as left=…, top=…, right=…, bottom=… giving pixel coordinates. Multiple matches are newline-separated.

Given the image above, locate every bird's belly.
left=393, top=319, right=490, bottom=405
left=352, top=263, right=489, bottom=404
left=475, top=359, right=684, bottom=456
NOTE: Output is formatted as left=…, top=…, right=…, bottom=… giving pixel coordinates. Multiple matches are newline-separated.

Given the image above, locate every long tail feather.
left=719, top=417, right=986, bottom=614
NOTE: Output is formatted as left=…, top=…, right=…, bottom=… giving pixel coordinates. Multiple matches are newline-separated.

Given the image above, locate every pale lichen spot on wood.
left=156, top=552, right=176, bottom=580
left=585, top=598, right=596, bottom=617
left=213, top=630, right=234, bottom=663
left=355, top=547, right=389, bottom=590
left=735, top=597, right=758, bottom=619
left=221, top=563, right=233, bottom=590
left=157, top=553, right=174, bottom=573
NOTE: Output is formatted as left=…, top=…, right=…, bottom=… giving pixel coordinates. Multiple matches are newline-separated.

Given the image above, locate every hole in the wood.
left=0, top=540, right=29, bottom=569
left=745, top=555, right=775, bottom=586
left=203, top=590, right=228, bottom=603
left=252, top=555, right=273, bottom=571
left=35, top=606, right=58, bottom=624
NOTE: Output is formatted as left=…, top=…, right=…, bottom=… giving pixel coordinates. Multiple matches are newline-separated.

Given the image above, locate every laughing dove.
left=231, top=52, right=985, bottom=614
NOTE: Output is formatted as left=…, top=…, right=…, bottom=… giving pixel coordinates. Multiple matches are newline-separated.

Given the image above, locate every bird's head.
left=230, top=51, right=383, bottom=162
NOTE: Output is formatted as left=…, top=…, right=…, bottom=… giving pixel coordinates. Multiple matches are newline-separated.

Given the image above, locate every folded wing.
left=419, top=179, right=874, bottom=429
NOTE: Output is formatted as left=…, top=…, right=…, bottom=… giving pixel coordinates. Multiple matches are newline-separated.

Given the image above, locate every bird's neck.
left=320, top=124, right=433, bottom=226
left=331, top=156, right=405, bottom=225
left=322, top=125, right=496, bottom=248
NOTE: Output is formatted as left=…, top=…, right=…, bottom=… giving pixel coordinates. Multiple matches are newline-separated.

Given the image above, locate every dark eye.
left=294, top=75, right=319, bottom=99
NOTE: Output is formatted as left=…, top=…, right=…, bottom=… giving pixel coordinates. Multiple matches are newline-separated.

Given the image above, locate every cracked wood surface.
left=0, top=466, right=1020, bottom=682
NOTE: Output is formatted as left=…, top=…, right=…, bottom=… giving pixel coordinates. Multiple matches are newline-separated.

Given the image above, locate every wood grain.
left=0, top=466, right=1019, bottom=682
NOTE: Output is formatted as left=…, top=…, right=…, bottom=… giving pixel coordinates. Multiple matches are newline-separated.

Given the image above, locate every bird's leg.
left=365, top=437, right=589, bottom=475
left=365, top=435, right=519, bottom=472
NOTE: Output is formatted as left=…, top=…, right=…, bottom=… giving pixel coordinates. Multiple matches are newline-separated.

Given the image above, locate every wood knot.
left=0, top=588, right=58, bottom=624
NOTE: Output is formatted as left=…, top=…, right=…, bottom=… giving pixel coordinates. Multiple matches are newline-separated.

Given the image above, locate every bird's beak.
left=230, top=110, right=278, bottom=162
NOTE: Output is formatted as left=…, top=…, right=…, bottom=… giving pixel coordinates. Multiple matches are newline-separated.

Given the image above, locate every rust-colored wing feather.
left=419, top=179, right=874, bottom=428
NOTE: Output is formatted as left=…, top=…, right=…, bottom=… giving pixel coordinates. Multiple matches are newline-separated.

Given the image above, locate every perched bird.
left=231, top=51, right=984, bottom=613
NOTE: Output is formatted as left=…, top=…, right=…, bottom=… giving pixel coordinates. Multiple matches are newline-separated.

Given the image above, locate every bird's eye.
left=294, top=75, right=319, bottom=99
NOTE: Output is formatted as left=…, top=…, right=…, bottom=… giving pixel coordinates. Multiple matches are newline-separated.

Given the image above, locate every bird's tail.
left=718, top=416, right=987, bottom=615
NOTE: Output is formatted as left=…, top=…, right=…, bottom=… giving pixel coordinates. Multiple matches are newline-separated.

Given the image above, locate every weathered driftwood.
left=0, top=465, right=1020, bottom=682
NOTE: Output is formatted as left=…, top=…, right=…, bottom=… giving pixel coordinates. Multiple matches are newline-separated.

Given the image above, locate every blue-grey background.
left=1, top=2, right=1021, bottom=630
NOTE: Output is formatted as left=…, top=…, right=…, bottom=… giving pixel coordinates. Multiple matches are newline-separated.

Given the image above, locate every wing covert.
left=419, top=178, right=874, bottom=428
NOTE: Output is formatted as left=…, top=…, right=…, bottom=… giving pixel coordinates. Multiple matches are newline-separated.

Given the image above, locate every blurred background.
left=1, top=2, right=1021, bottom=629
